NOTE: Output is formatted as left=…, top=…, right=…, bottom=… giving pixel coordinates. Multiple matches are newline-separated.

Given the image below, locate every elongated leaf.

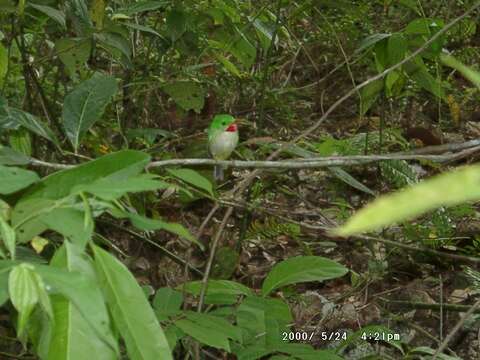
left=92, top=244, right=172, bottom=360
left=441, top=54, right=480, bottom=88
left=335, top=164, right=480, bottom=236
left=262, top=256, right=348, bottom=296
left=328, top=167, right=375, bottom=196
left=72, top=174, right=170, bottom=200
left=167, top=168, right=213, bottom=196
left=179, top=279, right=252, bottom=297
left=20, top=150, right=149, bottom=201
left=356, top=33, right=391, bottom=53
left=0, top=217, right=15, bottom=259
left=0, top=43, right=7, bottom=86
left=0, top=106, right=58, bottom=145
left=29, top=3, right=66, bottom=28
left=9, top=264, right=39, bottom=337
left=125, top=23, right=163, bottom=37
left=34, top=263, right=118, bottom=353
left=0, top=165, right=39, bottom=194
left=128, top=213, right=202, bottom=249
left=62, top=72, right=118, bottom=151
left=47, top=244, right=118, bottom=360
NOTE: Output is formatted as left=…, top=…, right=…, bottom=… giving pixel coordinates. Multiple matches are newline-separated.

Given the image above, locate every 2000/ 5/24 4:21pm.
left=282, top=331, right=347, bottom=342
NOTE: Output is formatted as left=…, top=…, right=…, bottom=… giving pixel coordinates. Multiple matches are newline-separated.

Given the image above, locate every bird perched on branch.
left=208, top=114, right=239, bottom=181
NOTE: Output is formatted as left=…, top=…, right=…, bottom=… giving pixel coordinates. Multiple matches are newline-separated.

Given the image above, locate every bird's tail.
left=214, top=165, right=224, bottom=181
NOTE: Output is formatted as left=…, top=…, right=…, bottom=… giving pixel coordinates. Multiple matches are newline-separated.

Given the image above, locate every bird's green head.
left=208, top=114, right=237, bottom=139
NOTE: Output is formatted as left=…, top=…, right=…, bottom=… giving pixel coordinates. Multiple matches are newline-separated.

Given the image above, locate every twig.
left=27, top=142, right=480, bottom=170
left=380, top=299, right=480, bottom=315
left=196, top=207, right=233, bottom=313
left=433, top=298, right=480, bottom=359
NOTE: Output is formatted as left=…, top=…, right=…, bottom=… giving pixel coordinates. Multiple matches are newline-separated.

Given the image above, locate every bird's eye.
left=222, top=122, right=226, bottom=125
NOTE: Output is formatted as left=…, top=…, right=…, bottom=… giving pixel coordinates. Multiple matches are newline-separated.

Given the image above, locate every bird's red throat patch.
left=226, top=123, right=237, bottom=132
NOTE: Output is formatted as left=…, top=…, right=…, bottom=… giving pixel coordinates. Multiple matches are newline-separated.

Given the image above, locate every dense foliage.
left=1, top=0, right=480, bottom=359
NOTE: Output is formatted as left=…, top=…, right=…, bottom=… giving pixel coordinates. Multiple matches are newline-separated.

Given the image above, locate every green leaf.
left=387, top=33, right=407, bottom=65
left=166, top=8, right=187, bottom=41
left=152, top=287, right=183, bottom=320
left=404, top=18, right=442, bottom=35
left=9, top=264, right=39, bottom=337
left=356, top=33, right=391, bottom=53
left=0, top=146, right=30, bottom=165
left=236, top=295, right=292, bottom=348
left=20, top=150, right=149, bottom=201
left=41, top=208, right=93, bottom=249
left=167, top=168, right=213, bottom=196
left=179, top=279, right=253, bottom=297
left=0, top=165, right=39, bottom=194
left=62, top=72, right=118, bottom=151
left=128, top=213, right=203, bottom=249
left=34, top=262, right=118, bottom=354
left=328, top=167, right=375, bottom=196
left=360, top=78, right=384, bottom=115
left=55, top=38, right=91, bottom=78
left=261, top=256, right=348, bottom=296
left=162, top=81, right=205, bottom=113
left=441, top=54, right=480, bottom=89
left=214, top=53, right=241, bottom=77
left=125, top=23, right=163, bottom=38
left=95, top=32, right=132, bottom=61
left=47, top=244, right=118, bottom=359
left=29, top=3, right=66, bottom=28
left=0, top=217, right=15, bottom=259
left=119, top=0, right=167, bottom=15
left=0, top=43, right=7, bottom=86
left=335, top=164, right=480, bottom=236
left=92, top=244, right=172, bottom=360
left=175, top=311, right=240, bottom=351
left=73, top=174, right=170, bottom=201
left=0, top=106, right=59, bottom=145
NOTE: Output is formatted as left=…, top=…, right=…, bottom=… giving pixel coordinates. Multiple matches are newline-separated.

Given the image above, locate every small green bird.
left=208, top=114, right=239, bottom=181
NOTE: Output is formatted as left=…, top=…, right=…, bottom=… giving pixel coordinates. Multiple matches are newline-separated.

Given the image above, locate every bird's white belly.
left=209, top=131, right=239, bottom=160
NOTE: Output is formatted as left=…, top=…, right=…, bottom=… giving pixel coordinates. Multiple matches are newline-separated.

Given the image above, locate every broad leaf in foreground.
left=92, top=244, right=172, bottom=360
left=46, top=244, right=118, bottom=359
left=335, top=164, right=480, bottom=236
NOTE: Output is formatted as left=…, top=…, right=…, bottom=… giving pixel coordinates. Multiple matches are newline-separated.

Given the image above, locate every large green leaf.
left=34, top=263, right=118, bottom=353
left=20, top=150, right=150, bottom=201
left=162, top=81, right=205, bottom=113
left=335, top=164, right=480, bottom=236
left=62, top=72, right=118, bottom=151
left=73, top=173, right=170, bottom=201
left=92, top=244, right=172, bottom=360
left=152, top=287, right=183, bottom=321
left=261, top=256, right=348, bottom=296
left=0, top=165, right=39, bottom=194
left=46, top=244, right=118, bottom=360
